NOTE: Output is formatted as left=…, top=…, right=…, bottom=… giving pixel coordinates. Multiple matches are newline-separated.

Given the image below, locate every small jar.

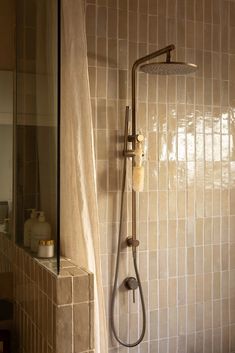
left=37, top=240, right=54, bottom=258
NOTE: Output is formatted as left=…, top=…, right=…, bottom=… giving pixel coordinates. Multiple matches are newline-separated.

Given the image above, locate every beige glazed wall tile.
left=87, top=2, right=235, bottom=347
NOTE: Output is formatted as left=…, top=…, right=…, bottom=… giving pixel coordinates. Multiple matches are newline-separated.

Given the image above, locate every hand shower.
left=110, top=44, right=198, bottom=347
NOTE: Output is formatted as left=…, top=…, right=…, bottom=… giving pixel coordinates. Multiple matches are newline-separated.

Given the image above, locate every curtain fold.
left=61, top=1, right=108, bottom=352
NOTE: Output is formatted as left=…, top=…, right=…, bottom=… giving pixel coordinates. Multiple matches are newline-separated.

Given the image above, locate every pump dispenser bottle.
left=30, top=211, right=51, bottom=252
left=24, top=209, right=37, bottom=247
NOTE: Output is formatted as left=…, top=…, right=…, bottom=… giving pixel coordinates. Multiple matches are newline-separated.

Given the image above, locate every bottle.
left=24, top=209, right=37, bottom=247
left=30, top=212, right=51, bottom=253
left=37, top=240, right=54, bottom=258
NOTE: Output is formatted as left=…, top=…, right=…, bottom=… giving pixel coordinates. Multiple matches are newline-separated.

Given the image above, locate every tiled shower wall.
left=0, top=233, right=94, bottom=353
left=86, top=0, right=235, bottom=352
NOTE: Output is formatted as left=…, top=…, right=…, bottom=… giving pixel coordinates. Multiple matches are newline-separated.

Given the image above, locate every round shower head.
left=139, top=61, right=198, bottom=75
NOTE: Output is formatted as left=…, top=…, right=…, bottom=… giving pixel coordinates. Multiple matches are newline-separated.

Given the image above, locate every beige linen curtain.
left=61, top=1, right=108, bottom=352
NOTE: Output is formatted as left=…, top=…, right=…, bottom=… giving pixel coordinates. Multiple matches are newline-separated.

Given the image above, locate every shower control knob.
left=125, top=277, right=139, bottom=290
left=124, top=277, right=139, bottom=303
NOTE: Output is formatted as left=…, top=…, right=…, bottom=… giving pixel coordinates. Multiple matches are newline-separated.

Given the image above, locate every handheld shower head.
left=139, top=61, right=198, bottom=75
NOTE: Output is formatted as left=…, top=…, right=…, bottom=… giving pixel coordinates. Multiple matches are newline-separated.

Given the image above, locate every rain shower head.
left=131, top=44, right=198, bottom=139
left=139, top=61, right=198, bottom=75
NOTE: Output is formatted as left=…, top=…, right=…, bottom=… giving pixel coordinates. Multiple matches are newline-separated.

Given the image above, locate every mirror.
left=0, top=72, right=13, bottom=236
left=15, top=0, right=59, bottom=260
left=0, top=1, right=15, bottom=238
left=0, top=0, right=60, bottom=268
left=0, top=0, right=15, bottom=334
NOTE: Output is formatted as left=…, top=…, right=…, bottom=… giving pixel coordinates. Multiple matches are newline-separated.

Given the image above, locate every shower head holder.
left=124, top=133, right=145, bottom=158
left=127, top=133, right=144, bottom=143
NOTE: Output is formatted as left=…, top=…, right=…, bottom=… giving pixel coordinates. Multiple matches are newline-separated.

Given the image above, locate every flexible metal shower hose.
left=110, top=108, right=146, bottom=347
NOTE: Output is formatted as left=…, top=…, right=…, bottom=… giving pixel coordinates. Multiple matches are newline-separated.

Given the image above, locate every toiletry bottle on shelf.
left=37, top=240, right=54, bottom=258
left=24, top=209, right=37, bottom=247
left=30, top=211, right=51, bottom=253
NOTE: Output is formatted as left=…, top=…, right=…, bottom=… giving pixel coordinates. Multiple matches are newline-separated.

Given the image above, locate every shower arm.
left=127, top=44, right=175, bottom=254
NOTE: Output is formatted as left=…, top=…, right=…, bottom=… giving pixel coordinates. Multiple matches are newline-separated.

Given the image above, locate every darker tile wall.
left=0, top=233, right=94, bottom=353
